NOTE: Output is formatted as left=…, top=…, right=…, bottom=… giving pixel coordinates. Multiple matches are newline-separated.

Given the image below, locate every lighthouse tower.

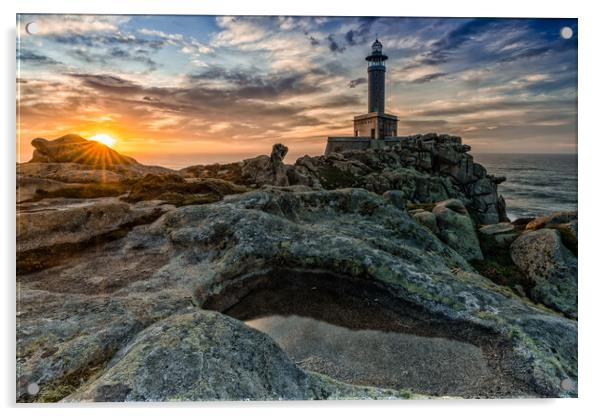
left=325, top=39, right=401, bottom=155
left=353, top=39, right=398, bottom=139
left=367, top=38, right=387, bottom=114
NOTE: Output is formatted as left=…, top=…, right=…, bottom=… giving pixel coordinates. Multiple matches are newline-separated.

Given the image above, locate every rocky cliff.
left=16, top=135, right=577, bottom=402
left=181, top=133, right=508, bottom=225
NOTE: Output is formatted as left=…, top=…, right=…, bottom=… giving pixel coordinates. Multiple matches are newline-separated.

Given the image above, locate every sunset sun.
left=89, top=134, right=117, bottom=148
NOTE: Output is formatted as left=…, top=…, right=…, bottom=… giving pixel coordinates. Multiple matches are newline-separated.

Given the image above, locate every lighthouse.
left=325, top=39, right=401, bottom=154
left=353, top=39, right=398, bottom=139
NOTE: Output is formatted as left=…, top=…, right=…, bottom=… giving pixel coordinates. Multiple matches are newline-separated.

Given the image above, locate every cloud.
left=413, top=98, right=575, bottom=118
left=49, top=32, right=165, bottom=49
left=213, top=16, right=269, bottom=47
left=18, top=15, right=129, bottom=36
left=421, top=18, right=498, bottom=66
left=210, top=16, right=330, bottom=73
left=327, top=34, right=345, bottom=53
left=43, top=31, right=166, bottom=71
left=189, top=66, right=323, bottom=99
left=344, top=30, right=356, bottom=45
left=278, top=17, right=297, bottom=31
left=68, top=73, right=142, bottom=94
left=63, top=45, right=159, bottom=71
left=17, top=50, right=60, bottom=66
left=138, top=28, right=213, bottom=54
left=343, top=17, right=377, bottom=46
left=58, top=72, right=325, bottom=132
left=348, top=77, right=367, bottom=88
left=410, top=72, right=447, bottom=84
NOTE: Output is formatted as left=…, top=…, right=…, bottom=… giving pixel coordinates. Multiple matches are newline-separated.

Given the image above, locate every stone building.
left=325, top=39, right=403, bottom=154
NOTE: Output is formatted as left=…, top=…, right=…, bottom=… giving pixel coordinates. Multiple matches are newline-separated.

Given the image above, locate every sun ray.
left=89, top=134, right=117, bottom=148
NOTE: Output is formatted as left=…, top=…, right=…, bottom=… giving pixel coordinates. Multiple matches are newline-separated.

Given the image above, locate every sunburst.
left=89, top=134, right=117, bottom=148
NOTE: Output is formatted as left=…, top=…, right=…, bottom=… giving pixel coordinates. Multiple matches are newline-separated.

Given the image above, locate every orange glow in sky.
left=16, top=15, right=578, bottom=168
left=88, top=134, right=117, bottom=148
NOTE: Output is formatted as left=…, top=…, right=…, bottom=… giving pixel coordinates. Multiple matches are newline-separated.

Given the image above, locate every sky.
left=17, top=15, right=577, bottom=167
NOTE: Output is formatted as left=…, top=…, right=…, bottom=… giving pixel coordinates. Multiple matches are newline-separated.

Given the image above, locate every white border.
left=2, top=1, right=600, bottom=415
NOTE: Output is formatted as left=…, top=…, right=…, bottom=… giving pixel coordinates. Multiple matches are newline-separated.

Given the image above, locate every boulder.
left=432, top=199, right=483, bottom=261
left=510, top=229, right=577, bottom=319
left=64, top=311, right=316, bottom=401
left=240, top=143, right=290, bottom=187
left=30, top=135, right=137, bottom=166
left=64, top=310, right=414, bottom=402
left=20, top=136, right=173, bottom=190
left=559, top=220, right=578, bottom=240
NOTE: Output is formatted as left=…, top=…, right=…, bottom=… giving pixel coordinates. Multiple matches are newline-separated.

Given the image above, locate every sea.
left=474, top=153, right=578, bottom=221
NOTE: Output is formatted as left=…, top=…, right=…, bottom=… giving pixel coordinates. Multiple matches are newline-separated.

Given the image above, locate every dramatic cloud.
left=16, top=14, right=578, bottom=166
left=410, top=72, right=448, bottom=84
left=344, top=17, right=377, bottom=46
left=327, top=34, right=346, bottom=53
left=189, top=66, right=323, bottom=99
left=17, top=50, right=60, bottom=66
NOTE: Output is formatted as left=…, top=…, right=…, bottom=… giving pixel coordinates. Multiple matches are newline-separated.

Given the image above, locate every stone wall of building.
left=325, top=136, right=402, bottom=154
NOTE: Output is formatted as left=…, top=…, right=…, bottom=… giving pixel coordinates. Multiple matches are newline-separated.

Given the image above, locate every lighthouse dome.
left=371, top=39, right=383, bottom=54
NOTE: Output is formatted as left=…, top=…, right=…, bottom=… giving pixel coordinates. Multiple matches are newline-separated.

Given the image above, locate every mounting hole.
left=560, top=378, right=575, bottom=392
left=27, top=382, right=40, bottom=395
left=25, top=21, right=38, bottom=35
left=560, top=26, right=573, bottom=40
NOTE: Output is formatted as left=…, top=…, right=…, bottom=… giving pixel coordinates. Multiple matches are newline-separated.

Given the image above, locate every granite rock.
left=510, top=229, right=578, bottom=319
left=433, top=199, right=483, bottom=261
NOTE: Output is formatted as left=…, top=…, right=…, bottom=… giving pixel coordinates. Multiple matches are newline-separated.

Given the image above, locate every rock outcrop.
left=16, top=198, right=169, bottom=274
left=17, top=135, right=173, bottom=203
left=63, top=310, right=325, bottom=401
left=15, top=135, right=577, bottom=402
left=30, top=135, right=138, bottom=166
left=124, top=174, right=249, bottom=206
left=239, top=143, right=290, bottom=187
left=64, top=310, right=413, bottom=401
left=17, top=188, right=577, bottom=401
left=431, top=199, right=483, bottom=261
left=181, top=134, right=507, bottom=224
left=510, top=229, right=578, bottom=319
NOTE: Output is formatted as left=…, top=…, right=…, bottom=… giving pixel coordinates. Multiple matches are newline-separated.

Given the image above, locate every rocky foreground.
left=16, top=134, right=577, bottom=401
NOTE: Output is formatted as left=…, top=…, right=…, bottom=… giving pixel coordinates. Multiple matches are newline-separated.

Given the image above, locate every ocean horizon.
left=475, top=152, right=577, bottom=220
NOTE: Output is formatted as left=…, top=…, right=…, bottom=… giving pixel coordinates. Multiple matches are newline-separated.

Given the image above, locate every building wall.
left=353, top=114, right=398, bottom=138
left=325, top=136, right=403, bottom=155
left=353, top=117, right=378, bottom=138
